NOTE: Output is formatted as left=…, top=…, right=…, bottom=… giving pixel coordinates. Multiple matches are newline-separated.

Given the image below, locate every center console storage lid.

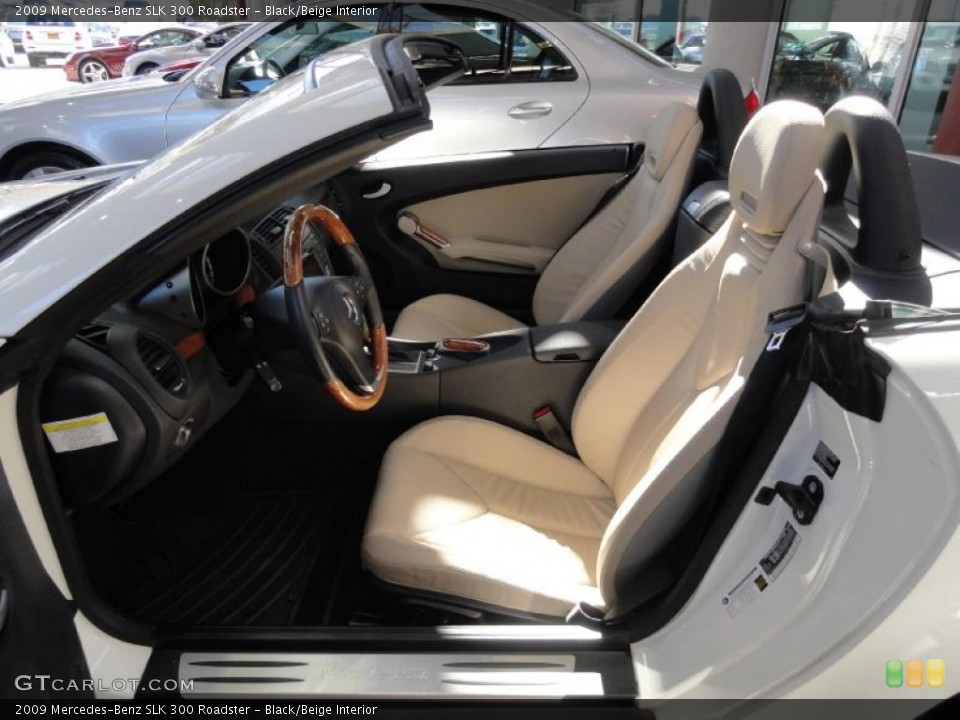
left=531, top=321, right=624, bottom=363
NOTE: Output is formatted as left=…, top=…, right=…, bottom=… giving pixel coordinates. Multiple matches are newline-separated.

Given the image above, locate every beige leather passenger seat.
left=391, top=102, right=704, bottom=341
left=363, top=101, right=827, bottom=617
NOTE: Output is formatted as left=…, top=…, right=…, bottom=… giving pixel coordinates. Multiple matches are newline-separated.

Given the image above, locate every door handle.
left=361, top=182, right=392, bottom=200
left=507, top=101, right=553, bottom=119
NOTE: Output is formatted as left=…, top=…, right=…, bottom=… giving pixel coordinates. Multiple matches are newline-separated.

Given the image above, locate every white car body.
left=0, top=2, right=699, bottom=180
left=121, top=22, right=251, bottom=78
left=22, top=20, right=92, bottom=65
left=0, top=28, right=15, bottom=67
left=86, top=22, right=116, bottom=48
left=0, top=34, right=957, bottom=707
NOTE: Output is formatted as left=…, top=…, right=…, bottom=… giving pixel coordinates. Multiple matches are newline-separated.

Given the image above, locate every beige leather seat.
left=391, top=103, right=704, bottom=341
left=364, top=101, right=826, bottom=617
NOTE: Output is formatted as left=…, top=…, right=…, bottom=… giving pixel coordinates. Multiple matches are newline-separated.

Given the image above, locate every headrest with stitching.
left=730, top=100, right=825, bottom=236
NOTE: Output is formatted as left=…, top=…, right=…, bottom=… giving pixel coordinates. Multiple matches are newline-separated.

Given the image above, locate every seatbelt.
left=798, top=240, right=836, bottom=301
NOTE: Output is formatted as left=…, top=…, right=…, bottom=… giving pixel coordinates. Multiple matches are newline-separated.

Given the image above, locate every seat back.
left=531, top=103, right=703, bottom=326
left=570, top=101, right=826, bottom=613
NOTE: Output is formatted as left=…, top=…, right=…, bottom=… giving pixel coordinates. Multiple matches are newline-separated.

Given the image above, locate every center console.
left=382, top=320, right=623, bottom=434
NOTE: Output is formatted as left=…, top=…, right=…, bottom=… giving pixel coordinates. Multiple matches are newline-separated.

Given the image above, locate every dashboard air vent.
left=136, top=334, right=188, bottom=397
left=252, top=206, right=293, bottom=247
left=75, top=322, right=111, bottom=353
left=250, top=240, right=282, bottom=283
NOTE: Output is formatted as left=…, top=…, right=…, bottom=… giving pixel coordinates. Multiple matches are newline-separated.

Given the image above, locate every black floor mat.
left=76, top=490, right=358, bottom=627
left=71, top=387, right=399, bottom=628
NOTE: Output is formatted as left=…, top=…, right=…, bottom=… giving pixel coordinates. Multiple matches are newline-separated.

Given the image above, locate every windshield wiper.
left=0, top=184, right=107, bottom=256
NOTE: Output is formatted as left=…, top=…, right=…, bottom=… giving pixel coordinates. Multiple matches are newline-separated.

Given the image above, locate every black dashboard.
left=40, top=186, right=345, bottom=509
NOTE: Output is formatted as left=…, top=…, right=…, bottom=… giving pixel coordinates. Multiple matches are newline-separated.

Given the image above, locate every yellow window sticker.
left=42, top=413, right=119, bottom=454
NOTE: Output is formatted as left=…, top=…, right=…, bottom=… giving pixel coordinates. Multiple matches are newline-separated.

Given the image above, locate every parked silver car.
left=122, top=22, right=250, bottom=77
left=0, top=3, right=698, bottom=180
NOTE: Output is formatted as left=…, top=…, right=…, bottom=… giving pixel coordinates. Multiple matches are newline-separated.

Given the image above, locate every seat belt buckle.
left=764, top=304, right=807, bottom=351
left=533, top=405, right=576, bottom=455
left=565, top=601, right=609, bottom=632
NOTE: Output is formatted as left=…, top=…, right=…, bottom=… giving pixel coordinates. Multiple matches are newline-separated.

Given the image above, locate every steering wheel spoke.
left=283, top=205, right=387, bottom=411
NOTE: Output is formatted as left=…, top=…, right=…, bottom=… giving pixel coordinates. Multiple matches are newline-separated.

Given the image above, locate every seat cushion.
left=391, top=294, right=527, bottom=342
left=362, top=416, right=615, bottom=616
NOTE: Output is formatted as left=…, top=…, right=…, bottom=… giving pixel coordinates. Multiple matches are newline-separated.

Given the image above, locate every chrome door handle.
left=398, top=212, right=450, bottom=250
left=361, top=182, right=392, bottom=200
left=507, top=101, right=553, bottom=119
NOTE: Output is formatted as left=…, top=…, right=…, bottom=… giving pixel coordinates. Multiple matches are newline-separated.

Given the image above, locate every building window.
left=899, top=6, right=960, bottom=155
left=769, top=0, right=960, bottom=158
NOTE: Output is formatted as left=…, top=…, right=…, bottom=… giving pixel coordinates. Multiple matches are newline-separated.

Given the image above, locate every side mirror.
left=191, top=38, right=205, bottom=52
left=192, top=66, right=223, bottom=98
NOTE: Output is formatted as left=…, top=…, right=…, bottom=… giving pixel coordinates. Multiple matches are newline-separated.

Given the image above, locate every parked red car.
left=152, top=57, right=204, bottom=75
left=63, top=26, right=200, bottom=84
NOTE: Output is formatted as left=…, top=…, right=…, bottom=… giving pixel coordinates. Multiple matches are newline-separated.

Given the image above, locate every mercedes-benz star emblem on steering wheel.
left=342, top=293, right=362, bottom=326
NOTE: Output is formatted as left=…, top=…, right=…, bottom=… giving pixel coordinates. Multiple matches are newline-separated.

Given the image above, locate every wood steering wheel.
left=282, top=204, right=388, bottom=411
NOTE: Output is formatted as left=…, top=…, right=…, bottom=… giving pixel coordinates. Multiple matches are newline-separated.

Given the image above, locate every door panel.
left=0, top=458, right=91, bottom=697
left=402, top=173, right=622, bottom=273
left=331, top=145, right=633, bottom=320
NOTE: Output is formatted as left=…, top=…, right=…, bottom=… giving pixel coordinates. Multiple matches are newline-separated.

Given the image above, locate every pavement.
left=0, top=53, right=75, bottom=105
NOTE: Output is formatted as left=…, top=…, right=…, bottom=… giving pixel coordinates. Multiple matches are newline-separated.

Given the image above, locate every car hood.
left=0, top=35, right=441, bottom=337
left=0, top=72, right=176, bottom=113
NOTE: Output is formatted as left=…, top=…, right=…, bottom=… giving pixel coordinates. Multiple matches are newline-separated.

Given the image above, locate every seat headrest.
left=697, top=68, right=748, bottom=175
left=644, top=103, right=702, bottom=181
left=729, top=100, right=825, bottom=236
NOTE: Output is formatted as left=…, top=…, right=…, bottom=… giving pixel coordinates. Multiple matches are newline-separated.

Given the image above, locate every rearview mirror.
left=192, top=66, right=223, bottom=98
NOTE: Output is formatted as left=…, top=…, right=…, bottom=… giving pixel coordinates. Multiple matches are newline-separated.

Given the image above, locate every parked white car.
left=0, top=1, right=698, bottom=180
left=22, top=19, right=92, bottom=67
left=0, top=27, right=15, bottom=67
left=0, top=32, right=957, bottom=708
left=85, top=22, right=117, bottom=48
left=121, top=22, right=251, bottom=78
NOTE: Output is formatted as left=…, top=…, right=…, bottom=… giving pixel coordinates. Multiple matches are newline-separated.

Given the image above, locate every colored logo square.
left=906, top=659, right=924, bottom=688
left=886, top=659, right=904, bottom=687
left=927, top=660, right=945, bottom=688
